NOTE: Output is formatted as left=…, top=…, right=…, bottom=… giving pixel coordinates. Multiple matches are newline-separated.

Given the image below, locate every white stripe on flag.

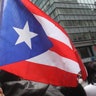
left=26, top=50, right=80, bottom=74
left=33, top=14, right=72, bottom=49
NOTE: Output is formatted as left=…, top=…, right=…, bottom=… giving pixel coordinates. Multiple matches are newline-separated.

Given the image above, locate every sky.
left=78, top=0, right=96, bottom=4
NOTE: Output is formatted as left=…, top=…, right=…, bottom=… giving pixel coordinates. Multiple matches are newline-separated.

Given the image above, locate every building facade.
left=33, top=0, right=96, bottom=64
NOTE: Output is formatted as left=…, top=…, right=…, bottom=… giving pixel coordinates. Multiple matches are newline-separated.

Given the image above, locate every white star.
left=13, top=21, right=38, bottom=49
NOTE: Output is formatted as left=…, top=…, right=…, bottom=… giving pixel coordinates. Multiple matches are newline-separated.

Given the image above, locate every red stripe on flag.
left=49, top=38, right=78, bottom=62
left=0, top=61, right=78, bottom=87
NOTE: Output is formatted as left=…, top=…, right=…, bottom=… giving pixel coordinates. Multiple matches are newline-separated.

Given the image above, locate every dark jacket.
left=59, top=83, right=87, bottom=96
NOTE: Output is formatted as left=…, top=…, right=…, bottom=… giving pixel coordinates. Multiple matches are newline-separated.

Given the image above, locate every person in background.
left=85, top=62, right=96, bottom=84
left=84, top=62, right=96, bottom=96
left=84, top=73, right=96, bottom=96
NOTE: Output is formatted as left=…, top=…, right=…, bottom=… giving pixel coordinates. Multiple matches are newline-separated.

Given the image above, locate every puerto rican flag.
left=0, top=0, right=87, bottom=87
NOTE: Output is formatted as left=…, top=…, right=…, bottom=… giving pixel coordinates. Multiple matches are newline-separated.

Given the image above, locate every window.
left=90, top=32, right=96, bottom=40
left=42, top=1, right=50, bottom=11
left=59, top=20, right=96, bottom=27
left=69, top=32, right=91, bottom=42
left=77, top=47, right=93, bottom=58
